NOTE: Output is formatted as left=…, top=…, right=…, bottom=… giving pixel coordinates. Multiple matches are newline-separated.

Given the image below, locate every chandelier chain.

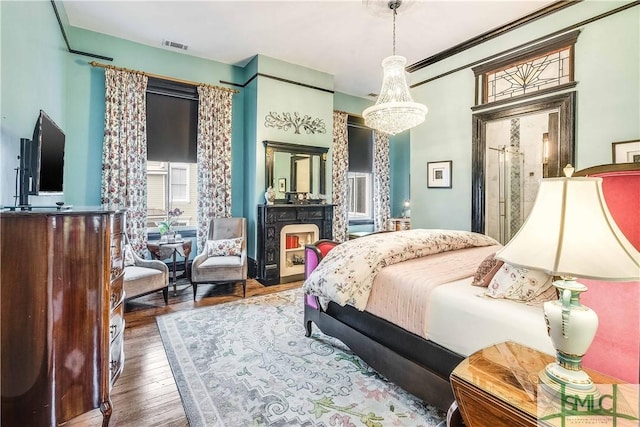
left=392, top=5, right=396, bottom=55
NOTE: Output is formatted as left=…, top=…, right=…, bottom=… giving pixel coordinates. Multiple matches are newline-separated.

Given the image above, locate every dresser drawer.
left=109, top=325, right=125, bottom=384
left=109, top=303, right=124, bottom=343
left=111, top=213, right=123, bottom=235
left=111, top=232, right=123, bottom=257
left=110, top=275, right=124, bottom=310
left=110, top=258, right=123, bottom=282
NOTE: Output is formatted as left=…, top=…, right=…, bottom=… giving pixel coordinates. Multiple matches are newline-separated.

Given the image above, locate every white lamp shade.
left=495, top=177, right=640, bottom=280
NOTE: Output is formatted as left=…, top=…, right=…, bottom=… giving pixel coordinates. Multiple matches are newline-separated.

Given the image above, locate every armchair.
left=123, top=236, right=170, bottom=305
left=190, top=217, right=247, bottom=300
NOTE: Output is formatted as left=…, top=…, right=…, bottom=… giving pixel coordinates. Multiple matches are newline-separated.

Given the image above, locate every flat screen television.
left=29, top=110, right=65, bottom=195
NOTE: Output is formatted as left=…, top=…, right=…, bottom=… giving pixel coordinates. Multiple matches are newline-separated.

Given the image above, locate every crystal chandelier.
left=363, top=0, right=428, bottom=135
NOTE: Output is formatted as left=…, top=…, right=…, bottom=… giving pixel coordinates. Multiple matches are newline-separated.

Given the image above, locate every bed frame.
left=303, top=163, right=640, bottom=415
left=303, top=242, right=463, bottom=412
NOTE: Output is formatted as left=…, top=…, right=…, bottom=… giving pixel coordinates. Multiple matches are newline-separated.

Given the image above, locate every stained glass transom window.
left=485, top=47, right=571, bottom=103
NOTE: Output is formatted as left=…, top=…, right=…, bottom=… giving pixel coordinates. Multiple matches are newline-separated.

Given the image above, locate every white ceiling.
left=63, top=0, right=556, bottom=98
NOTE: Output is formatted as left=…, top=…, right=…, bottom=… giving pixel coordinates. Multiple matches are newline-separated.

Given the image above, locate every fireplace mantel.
left=256, top=204, right=334, bottom=285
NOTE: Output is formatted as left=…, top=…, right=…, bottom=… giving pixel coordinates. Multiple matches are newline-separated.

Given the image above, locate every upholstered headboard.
left=304, top=239, right=339, bottom=310
left=575, top=163, right=640, bottom=383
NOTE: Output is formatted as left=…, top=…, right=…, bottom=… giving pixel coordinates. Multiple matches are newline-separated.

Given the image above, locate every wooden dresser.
left=1, top=208, right=125, bottom=427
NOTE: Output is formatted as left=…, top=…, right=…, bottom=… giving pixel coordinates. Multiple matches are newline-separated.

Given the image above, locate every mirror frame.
left=471, top=91, right=576, bottom=233
left=264, top=140, right=328, bottom=200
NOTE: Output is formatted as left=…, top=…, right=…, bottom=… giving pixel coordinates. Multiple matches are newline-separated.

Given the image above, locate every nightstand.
left=450, top=341, right=627, bottom=427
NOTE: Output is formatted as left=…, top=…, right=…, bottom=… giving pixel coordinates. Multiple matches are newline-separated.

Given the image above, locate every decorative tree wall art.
left=264, top=111, right=326, bottom=134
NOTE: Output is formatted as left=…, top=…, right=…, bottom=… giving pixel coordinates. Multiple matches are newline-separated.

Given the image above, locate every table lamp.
left=495, top=165, right=640, bottom=396
left=402, top=200, right=411, bottom=219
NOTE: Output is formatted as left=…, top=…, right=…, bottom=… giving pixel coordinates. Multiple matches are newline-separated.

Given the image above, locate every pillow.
left=123, top=244, right=136, bottom=267
left=471, top=253, right=504, bottom=287
left=485, top=263, right=555, bottom=304
left=207, top=237, right=243, bottom=257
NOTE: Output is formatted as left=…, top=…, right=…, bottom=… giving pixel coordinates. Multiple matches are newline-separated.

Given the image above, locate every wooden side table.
left=450, top=341, right=627, bottom=427
left=147, top=240, right=192, bottom=295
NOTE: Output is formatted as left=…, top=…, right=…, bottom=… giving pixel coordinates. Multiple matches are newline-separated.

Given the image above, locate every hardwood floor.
left=65, top=278, right=302, bottom=427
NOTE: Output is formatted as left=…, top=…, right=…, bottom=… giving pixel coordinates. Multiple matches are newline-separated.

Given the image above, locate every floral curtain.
left=373, top=131, right=390, bottom=232
left=101, top=68, right=148, bottom=254
left=196, top=86, right=234, bottom=252
left=331, top=111, right=349, bottom=242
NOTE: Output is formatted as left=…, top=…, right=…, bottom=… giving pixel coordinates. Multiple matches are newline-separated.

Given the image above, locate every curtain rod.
left=89, top=61, right=239, bottom=94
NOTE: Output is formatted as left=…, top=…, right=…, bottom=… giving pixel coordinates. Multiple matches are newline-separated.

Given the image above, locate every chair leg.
left=242, top=280, right=246, bottom=298
left=162, top=287, right=169, bottom=305
left=192, top=283, right=198, bottom=301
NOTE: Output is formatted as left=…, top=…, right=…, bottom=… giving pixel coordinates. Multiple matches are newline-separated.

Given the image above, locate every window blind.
left=347, top=116, right=373, bottom=173
left=146, top=78, right=198, bottom=163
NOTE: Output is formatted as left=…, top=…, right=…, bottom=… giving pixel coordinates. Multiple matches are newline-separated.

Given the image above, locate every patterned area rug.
left=156, top=288, right=445, bottom=427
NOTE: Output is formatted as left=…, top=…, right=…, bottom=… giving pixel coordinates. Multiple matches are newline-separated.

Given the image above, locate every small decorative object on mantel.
left=265, top=186, right=276, bottom=205
left=264, top=111, right=327, bottom=134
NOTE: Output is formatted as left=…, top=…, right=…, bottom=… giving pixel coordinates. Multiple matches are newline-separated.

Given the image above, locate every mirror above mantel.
left=264, top=140, right=329, bottom=203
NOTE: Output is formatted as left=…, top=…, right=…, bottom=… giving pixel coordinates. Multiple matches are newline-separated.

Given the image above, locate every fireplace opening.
left=280, top=223, right=319, bottom=282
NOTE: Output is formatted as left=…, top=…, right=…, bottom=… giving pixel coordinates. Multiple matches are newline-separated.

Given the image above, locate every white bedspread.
left=427, top=278, right=555, bottom=356
left=302, top=229, right=499, bottom=310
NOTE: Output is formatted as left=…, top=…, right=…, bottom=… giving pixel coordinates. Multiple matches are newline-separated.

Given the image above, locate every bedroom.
left=1, top=0, right=638, bottom=426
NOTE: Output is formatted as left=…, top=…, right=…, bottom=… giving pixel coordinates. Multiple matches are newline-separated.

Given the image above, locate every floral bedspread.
left=302, top=229, right=499, bottom=311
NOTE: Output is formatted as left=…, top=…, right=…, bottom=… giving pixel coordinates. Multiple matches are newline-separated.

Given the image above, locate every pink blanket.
left=366, top=245, right=500, bottom=338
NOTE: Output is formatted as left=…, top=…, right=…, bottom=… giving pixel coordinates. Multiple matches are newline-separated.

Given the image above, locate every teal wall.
left=245, top=56, right=335, bottom=256
left=64, top=26, right=246, bottom=215
left=0, top=1, right=67, bottom=207
left=408, top=1, right=640, bottom=231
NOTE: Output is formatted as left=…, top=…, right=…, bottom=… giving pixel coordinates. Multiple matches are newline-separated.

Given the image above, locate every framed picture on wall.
left=427, top=161, right=452, bottom=188
left=612, top=139, right=640, bottom=163
left=278, top=178, right=287, bottom=192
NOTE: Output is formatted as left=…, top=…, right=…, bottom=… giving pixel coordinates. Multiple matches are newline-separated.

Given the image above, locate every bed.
left=302, top=163, right=640, bottom=415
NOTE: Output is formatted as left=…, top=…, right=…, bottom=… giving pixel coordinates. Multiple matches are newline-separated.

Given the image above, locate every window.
left=146, top=161, right=196, bottom=228
left=472, top=31, right=578, bottom=107
left=347, top=116, right=373, bottom=222
left=146, top=78, right=198, bottom=230
left=347, top=172, right=371, bottom=218
left=169, top=163, right=189, bottom=203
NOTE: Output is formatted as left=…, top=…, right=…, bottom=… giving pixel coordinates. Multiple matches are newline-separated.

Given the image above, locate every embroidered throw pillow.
left=207, top=237, right=243, bottom=257
left=471, top=253, right=504, bottom=287
left=123, top=244, right=136, bottom=267
left=485, top=263, right=554, bottom=304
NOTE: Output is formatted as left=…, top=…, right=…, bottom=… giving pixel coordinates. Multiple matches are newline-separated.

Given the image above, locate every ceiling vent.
left=162, top=40, right=188, bottom=51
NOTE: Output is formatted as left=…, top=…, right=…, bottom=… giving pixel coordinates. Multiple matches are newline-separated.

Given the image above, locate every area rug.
left=156, top=288, right=445, bottom=427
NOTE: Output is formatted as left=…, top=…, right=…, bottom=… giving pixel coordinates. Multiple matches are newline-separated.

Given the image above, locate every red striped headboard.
left=576, top=163, right=640, bottom=383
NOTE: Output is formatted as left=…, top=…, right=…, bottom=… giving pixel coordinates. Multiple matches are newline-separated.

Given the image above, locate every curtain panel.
left=101, top=68, right=149, bottom=254
left=373, top=131, right=390, bottom=232
left=331, top=111, right=349, bottom=242
left=196, top=86, right=234, bottom=252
